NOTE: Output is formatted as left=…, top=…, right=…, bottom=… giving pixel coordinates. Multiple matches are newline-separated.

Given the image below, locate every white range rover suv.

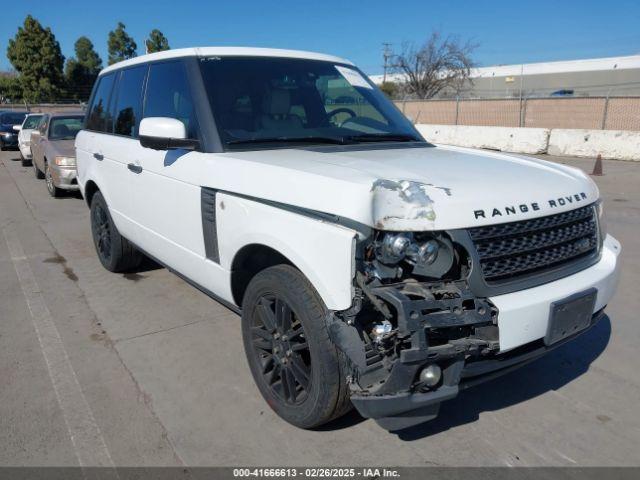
left=76, top=47, right=621, bottom=431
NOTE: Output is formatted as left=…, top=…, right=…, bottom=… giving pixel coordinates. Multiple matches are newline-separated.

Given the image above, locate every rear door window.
left=112, top=66, right=147, bottom=137
left=86, top=73, right=116, bottom=132
left=144, top=61, right=198, bottom=138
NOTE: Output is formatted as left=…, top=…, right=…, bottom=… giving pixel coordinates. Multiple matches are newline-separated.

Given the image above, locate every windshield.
left=1, top=112, right=27, bottom=125
left=199, top=57, right=424, bottom=150
left=23, top=115, right=43, bottom=129
left=49, top=116, right=84, bottom=140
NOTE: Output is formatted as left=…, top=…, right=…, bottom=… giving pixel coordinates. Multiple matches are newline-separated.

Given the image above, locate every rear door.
left=97, top=64, right=148, bottom=240
left=77, top=69, right=147, bottom=242
left=76, top=73, right=117, bottom=206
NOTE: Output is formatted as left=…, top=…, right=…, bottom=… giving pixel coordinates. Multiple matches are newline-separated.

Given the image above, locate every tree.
left=379, top=81, right=398, bottom=99
left=6, top=15, right=66, bottom=102
left=392, top=32, right=477, bottom=99
left=108, top=22, right=137, bottom=65
left=65, top=36, right=103, bottom=101
left=146, top=29, right=170, bottom=53
left=0, top=73, right=22, bottom=103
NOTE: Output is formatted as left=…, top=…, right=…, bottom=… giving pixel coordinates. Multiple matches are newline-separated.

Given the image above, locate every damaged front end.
left=329, top=228, right=501, bottom=431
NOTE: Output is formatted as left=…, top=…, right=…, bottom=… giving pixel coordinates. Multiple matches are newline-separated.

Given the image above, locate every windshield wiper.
left=227, top=136, right=351, bottom=146
left=345, top=133, right=422, bottom=143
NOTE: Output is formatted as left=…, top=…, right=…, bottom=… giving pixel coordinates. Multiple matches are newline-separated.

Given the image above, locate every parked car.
left=551, top=89, right=575, bottom=97
left=76, top=48, right=621, bottom=431
left=17, top=113, right=44, bottom=166
left=0, top=110, right=27, bottom=150
left=31, top=112, right=84, bottom=197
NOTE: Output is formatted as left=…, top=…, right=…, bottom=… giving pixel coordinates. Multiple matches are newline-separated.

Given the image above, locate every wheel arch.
left=230, top=243, right=295, bottom=307
left=84, top=180, right=100, bottom=208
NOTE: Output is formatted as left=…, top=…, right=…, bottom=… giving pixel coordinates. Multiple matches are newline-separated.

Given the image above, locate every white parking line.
left=3, top=226, right=117, bottom=473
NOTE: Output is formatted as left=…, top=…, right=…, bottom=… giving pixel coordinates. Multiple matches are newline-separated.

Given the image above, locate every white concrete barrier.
left=415, top=124, right=640, bottom=161
left=416, top=124, right=550, bottom=155
left=548, top=129, right=640, bottom=161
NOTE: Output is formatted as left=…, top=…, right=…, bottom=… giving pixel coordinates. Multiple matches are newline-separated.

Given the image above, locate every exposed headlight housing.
left=375, top=233, right=411, bottom=264
left=373, top=231, right=455, bottom=279
left=55, top=156, right=76, bottom=166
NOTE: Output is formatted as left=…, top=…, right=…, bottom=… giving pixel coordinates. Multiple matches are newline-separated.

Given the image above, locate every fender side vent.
left=201, top=187, right=219, bottom=263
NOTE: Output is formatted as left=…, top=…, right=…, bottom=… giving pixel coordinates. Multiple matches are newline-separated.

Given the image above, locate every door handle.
left=93, top=153, right=104, bottom=161
left=127, top=163, right=143, bottom=174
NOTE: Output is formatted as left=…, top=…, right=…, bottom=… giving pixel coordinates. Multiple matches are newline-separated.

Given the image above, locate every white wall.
left=548, top=129, right=640, bottom=161
left=415, top=124, right=640, bottom=161
left=416, top=124, right=550, bottom=155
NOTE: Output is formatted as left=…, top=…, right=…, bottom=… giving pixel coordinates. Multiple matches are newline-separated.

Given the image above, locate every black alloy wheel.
left=89, top=191, right=143, bottom=272
left=241, top=265, right=351, bottom=428
left=91, top=199, right=112, bottom=264
left=250, top=293, right=312, bottom=405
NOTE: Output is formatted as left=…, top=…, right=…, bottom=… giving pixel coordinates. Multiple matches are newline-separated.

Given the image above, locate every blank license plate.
left=545, top=289, right=597, bottom=346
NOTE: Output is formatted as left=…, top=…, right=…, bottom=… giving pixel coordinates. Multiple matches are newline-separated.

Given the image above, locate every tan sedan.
left=31, top=112, right=84, bottom=197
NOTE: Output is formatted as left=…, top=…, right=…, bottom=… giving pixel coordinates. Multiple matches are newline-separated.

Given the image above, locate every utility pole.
left=382, top=43, right=392, bottom=83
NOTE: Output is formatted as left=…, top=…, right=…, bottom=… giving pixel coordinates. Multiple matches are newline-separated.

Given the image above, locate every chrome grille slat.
left=469, top=205, right=599, bottom=283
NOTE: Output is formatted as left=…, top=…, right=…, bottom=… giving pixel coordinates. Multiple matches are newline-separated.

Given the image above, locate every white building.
left=369, top=54, right=640, bottom=98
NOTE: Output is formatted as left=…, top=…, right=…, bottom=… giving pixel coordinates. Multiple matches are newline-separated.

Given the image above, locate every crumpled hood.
left=212, top=144, right=599, bottom=231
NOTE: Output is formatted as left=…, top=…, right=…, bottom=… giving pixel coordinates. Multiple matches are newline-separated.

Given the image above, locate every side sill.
left=130, top=241, right=241, bottom=315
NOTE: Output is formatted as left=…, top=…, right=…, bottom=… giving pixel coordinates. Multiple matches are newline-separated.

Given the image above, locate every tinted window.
left=49, top=117, right=84, bottom=140
left=199, top=57, right=421, bottom=150
left=1, top=112, right=27, bottom=125
left=87, top=74, right=116, bottom=132
left=23, top=115, right=43, bottom=129
left=144, top=61, right=197, bottom=137
left=113, top=66, right=147, bottom=137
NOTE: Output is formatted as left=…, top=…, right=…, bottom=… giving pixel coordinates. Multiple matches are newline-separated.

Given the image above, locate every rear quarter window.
left=87, top=73, right=116, bottom=132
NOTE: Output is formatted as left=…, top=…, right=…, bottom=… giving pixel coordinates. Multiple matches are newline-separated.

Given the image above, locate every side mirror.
left=139, top=117, right=199, bottom=151
left=13, top=125, right=22, bottom=132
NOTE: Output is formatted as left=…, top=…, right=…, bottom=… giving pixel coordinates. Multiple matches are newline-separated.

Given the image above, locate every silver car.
left=31, top=112, right=84, bottom=197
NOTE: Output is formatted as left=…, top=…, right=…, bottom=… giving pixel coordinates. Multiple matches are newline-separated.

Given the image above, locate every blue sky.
left=1, top=0, right=639, bottom=74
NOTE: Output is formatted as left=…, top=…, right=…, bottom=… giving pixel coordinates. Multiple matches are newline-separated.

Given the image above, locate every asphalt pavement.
left=1, top=149, right=639, bottom=467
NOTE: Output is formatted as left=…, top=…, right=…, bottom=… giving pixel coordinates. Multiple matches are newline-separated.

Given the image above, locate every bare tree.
left=392, top=32, right=477, bottom=99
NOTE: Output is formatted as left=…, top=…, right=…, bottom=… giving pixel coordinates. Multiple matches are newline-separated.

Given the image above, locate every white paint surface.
left=492, top=234, right=621, bottom=352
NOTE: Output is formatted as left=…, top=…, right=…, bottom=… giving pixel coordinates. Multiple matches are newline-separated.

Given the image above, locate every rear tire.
left=241, top=265, right=352, bottom=429
left=21, top=153, right=31, bottom=167
left=90, top=191, right=143, bottom=272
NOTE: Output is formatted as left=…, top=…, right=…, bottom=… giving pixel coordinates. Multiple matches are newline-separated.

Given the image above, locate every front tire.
left=90, top=191, right=143, bottom=272
left=33, top=160, right=45, bottom=179
left=21, top=152, right=31, bottom=167
left=241, top=265, right=352, bottom=429
left=45, top=163, right=63, bottom=198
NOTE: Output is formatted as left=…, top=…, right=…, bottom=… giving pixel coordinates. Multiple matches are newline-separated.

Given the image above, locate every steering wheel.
left=327, top=107, right=357, bottom=125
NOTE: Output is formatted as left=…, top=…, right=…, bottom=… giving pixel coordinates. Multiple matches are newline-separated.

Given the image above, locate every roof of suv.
left=100, top=47, right=354, bottom=75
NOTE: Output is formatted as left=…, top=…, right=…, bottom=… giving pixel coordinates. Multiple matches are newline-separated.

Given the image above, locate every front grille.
left=468, top=205, right=599, bottom=283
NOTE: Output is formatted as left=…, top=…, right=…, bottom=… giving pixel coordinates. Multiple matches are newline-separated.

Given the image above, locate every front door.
left=126, top=60, right=227, bottom=294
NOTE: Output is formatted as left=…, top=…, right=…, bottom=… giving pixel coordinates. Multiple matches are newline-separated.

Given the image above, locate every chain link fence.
left=397, top=96, right=640, bottom=131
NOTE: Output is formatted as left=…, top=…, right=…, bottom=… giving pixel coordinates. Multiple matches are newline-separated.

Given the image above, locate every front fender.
left=217, top=192, right=356, bottom=310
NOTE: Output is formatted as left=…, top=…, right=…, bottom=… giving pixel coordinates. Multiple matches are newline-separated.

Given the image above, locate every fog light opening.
left=419, top=364, right=442, bottom=389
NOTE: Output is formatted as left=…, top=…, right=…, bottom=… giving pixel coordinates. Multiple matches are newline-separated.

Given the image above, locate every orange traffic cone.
left=591, top=154, right=604, bottom=176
